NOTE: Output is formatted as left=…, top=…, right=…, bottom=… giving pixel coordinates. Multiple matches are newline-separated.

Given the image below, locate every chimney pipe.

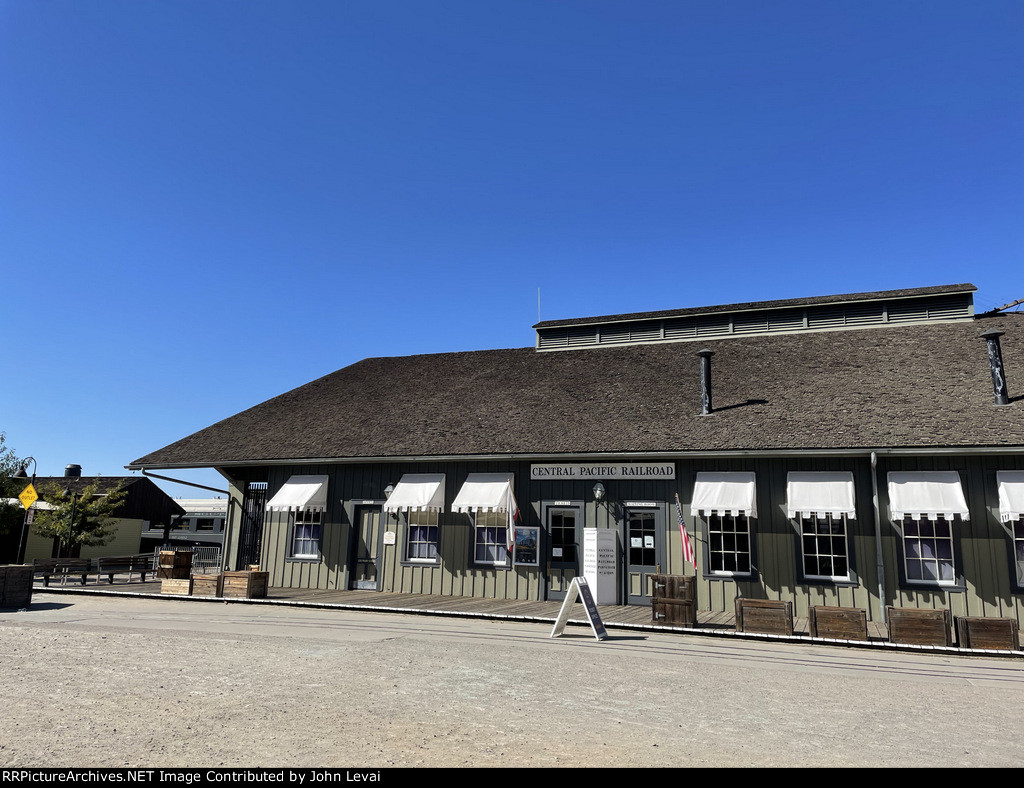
left=980, top=330, right=1010, bottom=406
left=64, top=464, right=82, bottom=478
left=698, top=349, right=714, bottom=415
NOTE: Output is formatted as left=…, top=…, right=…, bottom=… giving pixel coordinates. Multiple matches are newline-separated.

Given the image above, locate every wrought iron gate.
left=238, top=482, right=267, bottom=569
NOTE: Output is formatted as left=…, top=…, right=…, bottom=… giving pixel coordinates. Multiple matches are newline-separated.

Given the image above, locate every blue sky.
left=2, top=1, right=1022, bottom=499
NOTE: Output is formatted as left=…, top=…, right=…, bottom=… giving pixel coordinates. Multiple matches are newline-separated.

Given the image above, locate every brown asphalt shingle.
left=129, top=314, right=1024, bottom=468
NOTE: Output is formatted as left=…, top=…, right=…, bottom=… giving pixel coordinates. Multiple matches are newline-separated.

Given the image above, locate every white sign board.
left=530, top=463, right=675, bottom=480
left=583, top=529, right=619, bottom=605
left=550, top=577, right=607, bottom=641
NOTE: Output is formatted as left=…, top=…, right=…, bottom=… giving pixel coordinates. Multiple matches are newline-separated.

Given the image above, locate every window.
left=196, top=518, right=216, bottom=531
left=405, top=510, right=439, bottom=563
left=627, top=510, right=657, bottom=567
left=997, top=472, right=1024, bottom=587
left=901, top=516, right=955, bottom=585
left=549, top=509, right=577, bottom=563
left=706, top=514, right=751, bottom=575
left=291, top=509, right=322, bottom=559
left=173, top=518, right=190, bottom=531
left=800, top=514, right=850, bottom=581
left=474, top=511, right=508, bottom=566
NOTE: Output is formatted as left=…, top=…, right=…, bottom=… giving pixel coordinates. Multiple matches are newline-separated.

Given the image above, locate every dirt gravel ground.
left=1, top=593, right=1023, bottom=768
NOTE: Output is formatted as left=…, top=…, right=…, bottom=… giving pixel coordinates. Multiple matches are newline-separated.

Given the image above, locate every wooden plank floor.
left=33, top=577, right=891, bottom=642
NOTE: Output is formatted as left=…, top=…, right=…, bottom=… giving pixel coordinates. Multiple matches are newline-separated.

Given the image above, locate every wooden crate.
left=652, top=598, right=696, bottom=626
left=0, top=565, right=34, bottom=608
left=157, top=551, right=192, bottom=580
left=809, top=606, right=869, bottom=641
left=956, top=617, right=1020, bottom=651
left=735, top=598, right=794, bottom=635
left=650, top=574, right=696, bottom=602
left=191, top=574, right=224, bottom=597
left=886, top=607, right=952, bottom=646
left=160, top=578, right=193, bottom=596
left=222, top=571, right=269, bottom=599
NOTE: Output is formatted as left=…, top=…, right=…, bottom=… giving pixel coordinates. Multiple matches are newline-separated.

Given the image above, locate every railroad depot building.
left=128, top=283, right=1024, bottom=627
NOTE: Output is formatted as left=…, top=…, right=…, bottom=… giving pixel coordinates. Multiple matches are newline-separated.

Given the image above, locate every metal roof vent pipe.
left=980, top=330, right=1010, bottom=406
left=698, top=349, right=714, bottom=415
left=64, top=464, right=82, bottom=478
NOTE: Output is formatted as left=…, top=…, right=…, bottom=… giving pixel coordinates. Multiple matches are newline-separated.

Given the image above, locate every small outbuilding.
left=12, top=468, right=184, bottom=564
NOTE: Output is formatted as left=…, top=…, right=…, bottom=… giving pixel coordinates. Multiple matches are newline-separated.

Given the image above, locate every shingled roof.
left=129, top=312, right=1024, bottom=469
left=29, top=476, right=185, bottom=523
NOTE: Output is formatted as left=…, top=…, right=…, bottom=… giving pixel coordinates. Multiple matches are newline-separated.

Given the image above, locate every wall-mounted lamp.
left=593, top=482, right=605, bottom=502
left=384, top=483, right=394, bottom=499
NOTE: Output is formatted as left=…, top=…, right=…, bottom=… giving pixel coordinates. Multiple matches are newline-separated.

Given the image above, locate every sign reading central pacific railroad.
left=530, top=463, right=675, bottom=480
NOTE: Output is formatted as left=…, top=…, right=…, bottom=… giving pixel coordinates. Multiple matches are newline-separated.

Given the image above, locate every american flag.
left=675, top=493, right=695, bottom=567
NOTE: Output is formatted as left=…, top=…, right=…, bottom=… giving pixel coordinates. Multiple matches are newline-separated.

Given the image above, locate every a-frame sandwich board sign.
left=549, top=576, right=607, bottom=641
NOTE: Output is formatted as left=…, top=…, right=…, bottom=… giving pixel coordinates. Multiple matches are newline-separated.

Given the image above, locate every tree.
left=0, top=432, right=26, bottom=537
left=31, top=479, right=128, bottom=558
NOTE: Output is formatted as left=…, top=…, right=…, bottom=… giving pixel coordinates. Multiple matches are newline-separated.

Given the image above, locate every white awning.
left=786, top=471, right=857, bottom=520
left=997, top=471, right=1024, bottom=523
left=691, top=472, right=757, bottom=518
left=265, top=475, right=329, bottom=513
left=452, top=474, right=516, bottom=513
left=383, top=473, right=446, bottom=513
left=887, top=471, right=969, bottom=521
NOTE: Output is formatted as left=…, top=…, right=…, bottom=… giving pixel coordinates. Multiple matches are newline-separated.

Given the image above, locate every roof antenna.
left=978, top=297, right=1024, bottom=317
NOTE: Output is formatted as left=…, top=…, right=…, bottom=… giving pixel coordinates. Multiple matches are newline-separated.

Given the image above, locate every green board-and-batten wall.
left=219, top=451, right=1024, bottom=625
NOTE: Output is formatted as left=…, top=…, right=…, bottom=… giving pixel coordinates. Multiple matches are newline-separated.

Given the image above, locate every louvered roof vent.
left=535, top=284, right=975, bottom=352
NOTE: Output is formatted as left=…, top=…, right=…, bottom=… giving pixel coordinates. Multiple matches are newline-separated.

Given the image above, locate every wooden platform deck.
left=30, top=577, right=891, bottom=642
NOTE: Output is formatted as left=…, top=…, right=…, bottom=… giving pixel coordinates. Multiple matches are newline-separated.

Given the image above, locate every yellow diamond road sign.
left=19, top=483, right=38, bottom=510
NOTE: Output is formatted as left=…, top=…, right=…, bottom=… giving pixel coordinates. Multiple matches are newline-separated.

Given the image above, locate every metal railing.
left=152, top=546, right=223, bottom=574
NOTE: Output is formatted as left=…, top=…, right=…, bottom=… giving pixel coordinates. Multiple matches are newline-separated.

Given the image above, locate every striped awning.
left=452, top=474, right=517, bottom=513
left=786, top=472, right=857, bottom=520
left=691, top=472, right=757, bottom=518
left=997, top=471, right=1024, bottom=523
left=383, top=473, right=446, bottom=513
left=887, top=471, right=969, bottom=522
left=265, top=475, right=329, bottom=513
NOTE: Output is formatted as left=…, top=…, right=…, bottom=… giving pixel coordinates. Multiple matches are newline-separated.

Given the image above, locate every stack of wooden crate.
left=650, top=574, right=696, bottom=626
left=157, top=551, right=192, bottom=579
left=159, top=551, right=194, bottom=594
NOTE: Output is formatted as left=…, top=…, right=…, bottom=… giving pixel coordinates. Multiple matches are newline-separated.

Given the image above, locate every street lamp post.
left=60, top=483, right=81, bottom=560
left=14, top=457, right=37, bottom=564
